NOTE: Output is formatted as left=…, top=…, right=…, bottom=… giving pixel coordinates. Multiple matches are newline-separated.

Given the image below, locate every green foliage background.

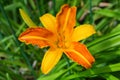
left=0, top=0, right=120, bottom=80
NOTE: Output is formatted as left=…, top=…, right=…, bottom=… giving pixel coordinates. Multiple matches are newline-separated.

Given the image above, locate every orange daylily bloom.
left=18, top=4, right=96, bottom=74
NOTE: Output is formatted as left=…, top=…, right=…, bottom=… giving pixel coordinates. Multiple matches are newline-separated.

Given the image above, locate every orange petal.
left=64, top=42, right=95, bottom=68
left=18, top=28, right=54, bottom=48
left=41, top=48, right=63, bottom=74
left=56, top=4, right=76, bottom=40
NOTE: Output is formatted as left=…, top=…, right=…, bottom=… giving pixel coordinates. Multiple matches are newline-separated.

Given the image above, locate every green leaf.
left=87, top=24, right=120, bottom=54
left=89, top=35, right=120, bottom=54
left=102, top=74, right=119, bottom=80
left=95, top=9, right=120, bottom=20
left=62, top=63, right=120, bottom=80
left=111, top=24, right=120, bottom=33
left=37, top=70, right=65, bottom=80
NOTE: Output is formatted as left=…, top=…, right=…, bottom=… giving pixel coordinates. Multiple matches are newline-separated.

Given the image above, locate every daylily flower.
left=18, top=4, right=96, bottom=74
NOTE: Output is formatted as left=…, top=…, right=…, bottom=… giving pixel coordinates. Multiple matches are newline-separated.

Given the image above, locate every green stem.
left=63, top=54, right=71, bottom=75
left=0, top=2, right=36, bottom=79
left=36, top=0, right=45, bottom=16
left=89, top=0, right=93, bottom=24
left=52, top=0, right=56, bottom=15
left=71, top=0, right=77, bottom=6
left=36, top=0, right=41, bottom=16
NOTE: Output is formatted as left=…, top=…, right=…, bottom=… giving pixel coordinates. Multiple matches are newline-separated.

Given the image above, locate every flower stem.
left=63, top=54, right=71, bottom=75
left=89, top=0, right=93, bottom=24
left=52, top=0, right=56, bottom=16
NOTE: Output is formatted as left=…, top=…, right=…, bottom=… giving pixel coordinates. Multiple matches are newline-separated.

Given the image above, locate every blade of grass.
left=0, top=2, right=37, bottom=79
left=0, top=64, right=25, bottom=80
left=52, top=0, right=56, bottom=15
left=89, top=0, right=93, bottom=24
left=95, top=9, right=120, bottom=20
left=37, top=70, right=65, bottom=80
left=76, top=1, right=89, bottom=20
left=63, top=54, right=71, bottom=75
left=101, top=74, right=119, bottom=80
left=89, top=34, right=120, bottom=54
left=62, top=63, right=120, bottom=80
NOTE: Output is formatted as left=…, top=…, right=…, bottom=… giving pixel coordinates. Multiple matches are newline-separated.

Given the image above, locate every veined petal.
left=19, top=9, right=36, bottom=27
left=71, top=24, right=96, bottom=41
left=64, top=42, right=95, bottom=68
left=18, top=28, right=54, bottom=48
left=56, top=4, right=76, bottom=40
left=40, top=14, right=56, bottom=32
left=41, top=48, right=63, bottom=74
